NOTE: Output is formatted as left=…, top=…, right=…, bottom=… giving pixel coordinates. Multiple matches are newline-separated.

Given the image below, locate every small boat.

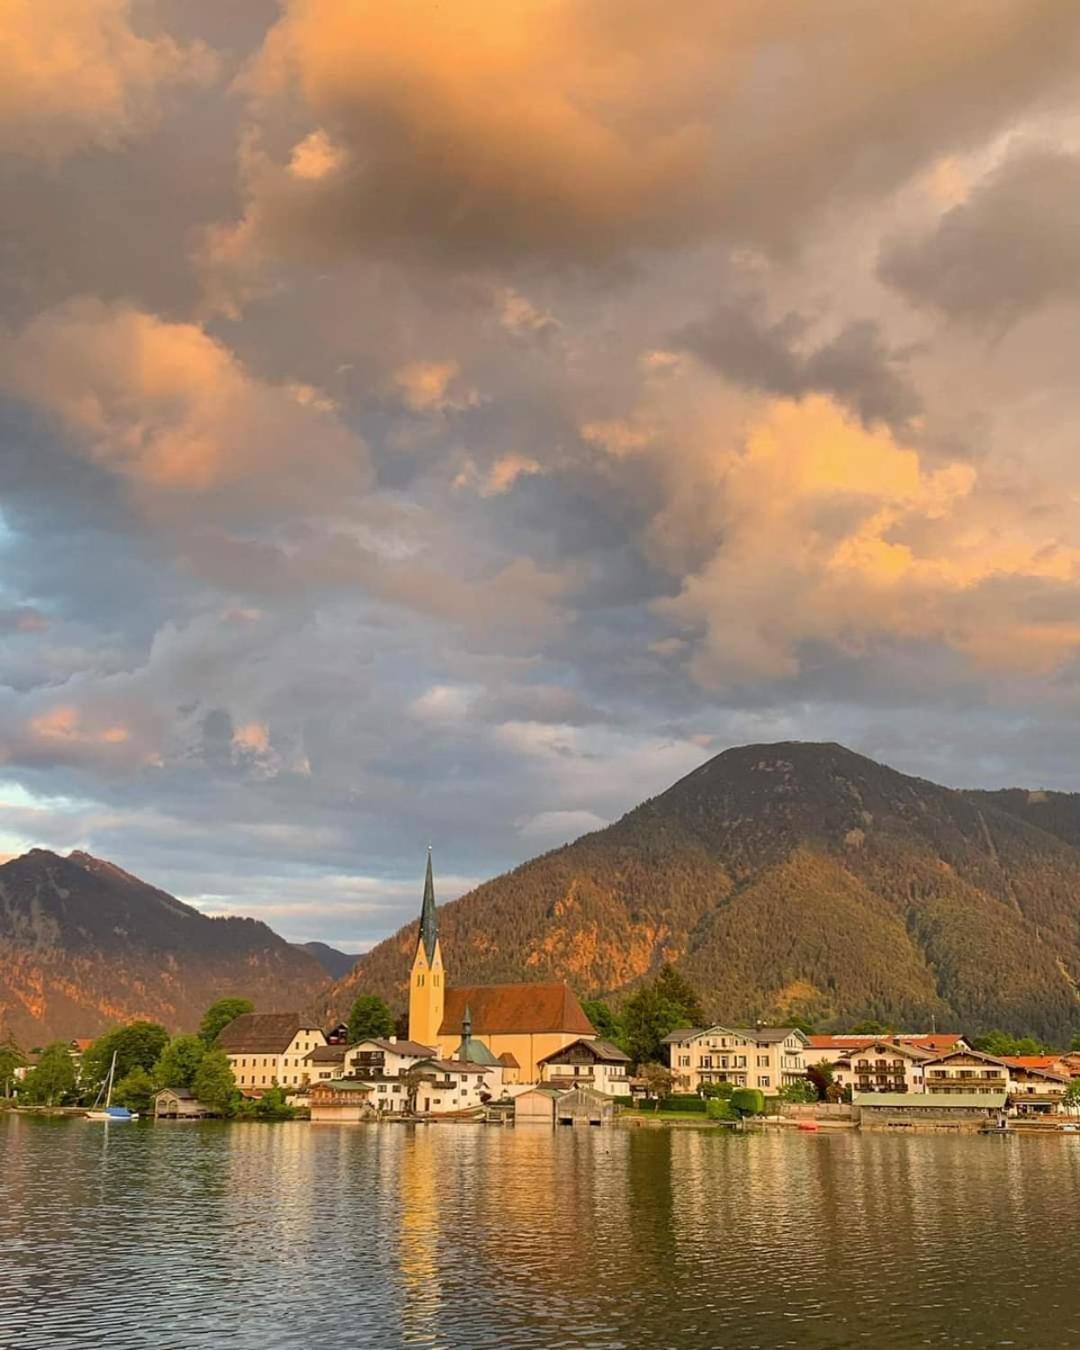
left=84, top=1051, right=139, bottom=1122
left=797, top=1120, right=819, bottom=1132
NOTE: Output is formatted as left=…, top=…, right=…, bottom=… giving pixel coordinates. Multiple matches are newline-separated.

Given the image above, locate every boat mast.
left=104, top=1051, right=117, bottom=1110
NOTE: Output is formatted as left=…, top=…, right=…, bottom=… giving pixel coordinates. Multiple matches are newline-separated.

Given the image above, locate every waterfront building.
left=409, top=1057, right=496, bottom=1114
left=303, top=1043, right=347, bottom=1082
left=553, top=1085, right=616, bottom=1126
left=342, top=1036, right=437, bottom=1080
left=921, top=1048, right=1068, bottom=1113
left=803, top=1032, right=969, bottom=1071
left=217, top=1013, right=327, bottom=1090
left=854, top=1090, right=1007, bottom=1132
left=154, top=1088, right=212, bottom=1120
left=514, top=1084, right=568, bottom=1123
left=663, top=1025, right=808, bottom=1094
left=406, top=853, right=596, bottom=1081
left=309, top=1079, right=375, bottom=1122
left=538, top=1037, right=632, bottom=1095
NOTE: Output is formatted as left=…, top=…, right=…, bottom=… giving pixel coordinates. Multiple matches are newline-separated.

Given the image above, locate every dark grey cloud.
left=678, top=299, right=921, bottom=429
left=880, top=149, right=1080, bottom=326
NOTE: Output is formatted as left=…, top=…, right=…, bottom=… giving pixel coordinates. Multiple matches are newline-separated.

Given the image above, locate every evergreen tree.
left=347, top=995, right=394, bottom=1043
left=621, top=965, right=707, bottom=1066
left=582, top=999, right=624, bottom=1046
left=653, top=965, right=707, bottom=1027
left=199, top=998, right=254, bottom=1046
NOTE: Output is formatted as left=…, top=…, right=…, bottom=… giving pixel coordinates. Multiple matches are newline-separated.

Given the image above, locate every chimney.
left=389, top=1035, right=397, bottom=1044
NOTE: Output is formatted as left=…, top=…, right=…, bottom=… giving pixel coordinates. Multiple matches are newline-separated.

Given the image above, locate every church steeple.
left=418, top=846, right=438, bottom=963
left=408, top=848, right=444, bottom=1048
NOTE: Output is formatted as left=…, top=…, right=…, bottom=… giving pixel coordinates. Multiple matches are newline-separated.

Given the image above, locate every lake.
left=3, top=1115, right=1080, bottom=1348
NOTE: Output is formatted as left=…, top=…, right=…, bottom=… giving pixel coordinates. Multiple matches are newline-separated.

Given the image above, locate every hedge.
left=656, top=1095, right=707, bottom=1113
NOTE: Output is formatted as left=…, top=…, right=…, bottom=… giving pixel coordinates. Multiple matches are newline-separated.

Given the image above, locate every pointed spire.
left=462, top=1002, right=472, bottom=1040
left=418, top=846, right=438, bottom=964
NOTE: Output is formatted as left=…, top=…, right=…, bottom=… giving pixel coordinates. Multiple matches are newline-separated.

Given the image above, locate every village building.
left=303, top=1044, right=348, bottom=1082
left=554, top=1085, right=616, bottom=1126
left=854, top=1091, right=1007, bottom=1132
left=514, top=1084, right=568, bottom=1124
left=830, top=1039, right=934, bottom=1095
left=803, top=1032, right=969, bottom=1071
left=663, top=1025, right=809, bottom=1094
left=309, top=1079, right=375, bottom=1123
left=407, top=851, right=597, bottom=1082
left=410, top=1057, right=496, bottom=1115
left=921, top=1048, right=1069, bottom=1113
left=154, top=1087, right=213, bottom=1120
left=538, top=1038, right=632, bottom=1095
left=216, top=1012, right=327, bottom=1091
left=342, top=1037, right=436, bottom=1080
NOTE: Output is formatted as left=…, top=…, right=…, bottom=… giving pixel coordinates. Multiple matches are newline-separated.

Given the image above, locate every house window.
left=760, top=1076, right=770, bottom=1088
left=757, top=1056, right=769, bottom=1068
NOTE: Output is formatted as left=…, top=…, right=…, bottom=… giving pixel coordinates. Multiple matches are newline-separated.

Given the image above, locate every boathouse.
left=854, top=1091, right=1007, bottom=1132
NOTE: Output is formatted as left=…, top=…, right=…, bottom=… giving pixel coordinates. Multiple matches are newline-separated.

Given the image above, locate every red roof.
left=1001, top=1056, right=1062, bottom=1071
left=898, top=1034, right=966, bottom=1051
left=439, top=983, right=594, bottom=1037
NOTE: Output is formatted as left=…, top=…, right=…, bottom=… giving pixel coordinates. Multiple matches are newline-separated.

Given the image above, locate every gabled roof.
left=497, top=1051, right=520, bottom=1069
left=1001, top=1056, right=1063, bottom=1071
left=661, top=1028, right=703, bottom=1045
left=216, top=1013, right=320, bottom=1054
left=349, top=1038, right=436, bottom=1057
left=305, top=1045, right=347, bottom=1064
left=414, top=1057, right=493, bottom=1076
left=836, top=1040, right=931, bottom=1063
left=537, top=1037, right=631, bottom=1066
left=439, top=984, right=594, bottom=1037
left=156, top=1087, right=195, bottom=1099
left=896, top=1034, right=967, bottom=1051
left=922, top=1047, right=1009, bottom=1068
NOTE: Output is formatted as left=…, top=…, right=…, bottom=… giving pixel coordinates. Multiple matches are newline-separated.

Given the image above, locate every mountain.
left=323, top=742, right=1080, bottom=1042
left=0, top=849, right=329, bottom=1046
left=293, top=941, right=360, bottom=980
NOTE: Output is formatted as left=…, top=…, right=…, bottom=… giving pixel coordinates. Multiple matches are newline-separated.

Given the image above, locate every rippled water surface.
left=3, top=1116, right=1080, bottom=1348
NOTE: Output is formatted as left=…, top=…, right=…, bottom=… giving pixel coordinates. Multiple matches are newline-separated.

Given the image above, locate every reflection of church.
left=408, top=851, right=595, bottom=1082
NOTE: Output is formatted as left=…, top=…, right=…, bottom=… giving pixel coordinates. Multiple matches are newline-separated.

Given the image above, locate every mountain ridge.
left=0, top=848, right=330, bottom=1044
left=322, top=741, right=1080, bottom=1041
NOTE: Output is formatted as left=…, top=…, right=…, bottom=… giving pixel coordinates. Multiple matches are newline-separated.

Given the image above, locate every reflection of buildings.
left=397, top=1132, right=440, bottom=1344
left=408, top=851, right=596, bottom=1082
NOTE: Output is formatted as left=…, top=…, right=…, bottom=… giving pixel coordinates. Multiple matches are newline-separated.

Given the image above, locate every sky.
left=4, top=1, right=1080, bottom=950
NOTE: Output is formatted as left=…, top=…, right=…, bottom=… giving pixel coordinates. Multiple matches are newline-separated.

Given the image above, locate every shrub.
left=657, top=1095, right=707, bottom=1113
left=706, top=1097, right=737, bottom=1121
left=731, top=1087, right=766, bottom=1117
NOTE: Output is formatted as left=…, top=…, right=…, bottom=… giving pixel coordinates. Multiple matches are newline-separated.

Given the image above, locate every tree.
left=653, top=965, right=707, bottom=1028
left=700, top=1080, right=734, bottom=1100
left=1063, top=1080, right=1080, bottom=1115
left=850, top=1019, right=889, bottom=1036
left=22, top=1042, right=76, bottom=1105
left=731, top=1087, right=766, bottom=1117
left=82, top=1021, right=169, bottom=1092
left=582, top=999, right=625, bottom=1046
left=640, top=1062, right=675, bottom=1104
left=1071, top=1034, right=1080, bottom=1053
left=973, top=1030, right=1050, bottom=1057
left=806, top=1062, right=834, bottom=1101
left=0, top=1037, right=26, bottom=1097
left=154, top=1034, right=206, bottom=1090
left=192, top=1049, right=237, bottom=1114
left=706, top=1096, right=737, bottom=1121
left=779, top=1079, right=818, bottom=1104
left=199, top=997, right=254, bottom=1046
left=113, top=1066, right=155, bottom=1115
left=622, top=965, right=707, bottom=1066
left=347, top=994, right=394, bottom=1043
left=249, top=1086, right=296, bottom=1121
left=403, top=1066, right=427, bottom=1115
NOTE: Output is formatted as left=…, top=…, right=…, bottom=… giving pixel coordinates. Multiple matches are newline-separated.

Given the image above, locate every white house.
left=216, top=1012, right=327, bottom=1091
left=538, top=1038, right=632, bottom=1095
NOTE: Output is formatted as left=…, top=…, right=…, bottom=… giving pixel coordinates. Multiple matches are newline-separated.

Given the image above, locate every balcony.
left=926, top=1075, right=1006, bottom=1091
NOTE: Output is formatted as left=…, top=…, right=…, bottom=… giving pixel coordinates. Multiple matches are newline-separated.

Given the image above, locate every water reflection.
left=3, top=1117, right=1080, bottom=1348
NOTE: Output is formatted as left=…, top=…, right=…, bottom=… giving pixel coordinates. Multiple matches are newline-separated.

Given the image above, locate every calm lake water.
left=3, top=1115, right=1080, bottom=1349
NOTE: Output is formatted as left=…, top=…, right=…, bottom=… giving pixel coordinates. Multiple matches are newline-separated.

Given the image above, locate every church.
left=408, top=850, right=596, bottom=1082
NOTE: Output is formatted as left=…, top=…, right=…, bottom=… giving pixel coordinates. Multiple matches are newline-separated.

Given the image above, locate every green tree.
left=700, top=1080, right=735, bottom=1100
left=779, top=1079, right=818, bottom=1104
left=850, top=1019, right=889, bottom=1035
left=154, top=1034, right=206, bottom=1090
left=0, top=1036, right=26, bottom=1097
left=1063, top=1080, right=1080, bottom=1114
left=706, top=1096, right=737, bottom=1121
left=113, top=1066, right=155, bottom=1115
left=582, top=999, right=624, bottom=1046
left=1071, top=1034, right=1080, bottom=1053
left=731, top=1087, right=766, bottom=1117
left=622, top=965, right=707, bottom=1066
left=22, top=1042, right=77, bottom=1105
left=653, top=965, right=707, bottom=1027
left=82, top=1021, right=169, bottom=1093
left=347, top=994, right=394, bottom=1043
left=199, top=997, right=254, bottom=1046
left=973, top=1030, right=1050, bottom=1057
left=192, top=1048, right=237, bottom=1114
left=251, top=1086, right=296, bottom=1121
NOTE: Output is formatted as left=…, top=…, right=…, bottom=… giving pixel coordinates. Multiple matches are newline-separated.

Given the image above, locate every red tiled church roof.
left=439, top=983, right=594, bottom=1037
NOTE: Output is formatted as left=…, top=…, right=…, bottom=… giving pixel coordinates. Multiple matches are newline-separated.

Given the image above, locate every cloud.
left=1, top=0, right=216, bottom=161
left=0, top=298, right=368, bottom=516
left=880, top=148, right=1080, bottom=327
left=203, top=0, right=1080, bottom=294
left=678, top=299, right=921, bottom=429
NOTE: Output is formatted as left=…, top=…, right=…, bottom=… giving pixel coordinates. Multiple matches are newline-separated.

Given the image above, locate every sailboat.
left=84, top=1050, right=139, bottom=1121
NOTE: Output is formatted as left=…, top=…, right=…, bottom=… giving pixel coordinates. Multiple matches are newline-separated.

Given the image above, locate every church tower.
left=408, top=849, right=445, bottom=1047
